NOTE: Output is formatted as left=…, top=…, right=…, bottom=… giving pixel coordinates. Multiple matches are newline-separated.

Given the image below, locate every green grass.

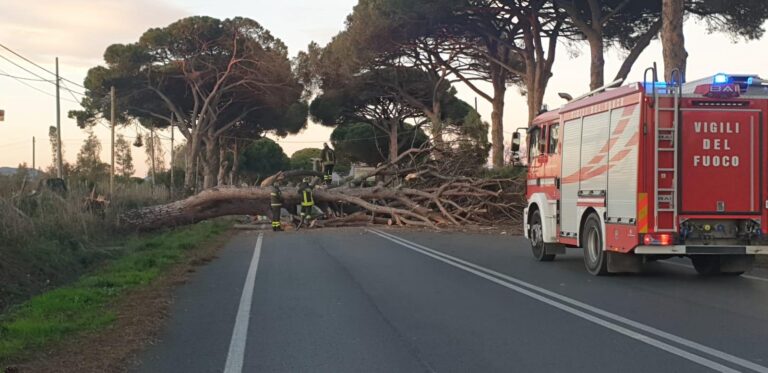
left=0, top=220, right=229, bottom=365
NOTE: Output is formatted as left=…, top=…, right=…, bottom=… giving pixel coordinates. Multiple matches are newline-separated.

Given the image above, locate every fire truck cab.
left=521, top=67, right=768, bottom=276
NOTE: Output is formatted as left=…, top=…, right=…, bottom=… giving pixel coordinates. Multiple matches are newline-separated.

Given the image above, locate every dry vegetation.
left=0, top=174, right=172, bottom=312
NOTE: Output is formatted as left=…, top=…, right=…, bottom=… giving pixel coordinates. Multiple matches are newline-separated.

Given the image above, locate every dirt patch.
left=7, top=230, right=237, bottom=373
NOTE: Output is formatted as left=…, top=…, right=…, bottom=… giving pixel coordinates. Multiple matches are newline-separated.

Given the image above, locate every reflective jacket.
left=270, top=186, right=283, bottom=207
left=321, top=147, right=336, bottom=165
left=298, top=182, right=314, bottom=207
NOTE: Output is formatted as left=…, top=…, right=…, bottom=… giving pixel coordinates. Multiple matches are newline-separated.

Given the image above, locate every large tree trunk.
left=120, top=181, right=524, bottom=230
left=229, top=142, right=240, bottom=186
left=388, top=120, right=399, bottom=163
left=183, top=133, right=201, bottom=195
left=428, top=112, right=444, bottom=150
left=202, top=136, right=219, bottom=189
left=121, top=186, right=437, bottom=229
left=588, top=36, right=605, bottom=90
left=661, top=0, right=687, bottom=82
left=429, top=100, right=444, bottom=150
left=217, top=144, right=228, bottom=186
left=490, top=64, right=506, bottom=168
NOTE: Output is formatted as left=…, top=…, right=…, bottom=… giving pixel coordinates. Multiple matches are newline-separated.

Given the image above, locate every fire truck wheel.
left=530, top=210, right=555, bottom=262
left=690, top=256, right=723, bottom=276
left=582, top=213, right=608, bottom=275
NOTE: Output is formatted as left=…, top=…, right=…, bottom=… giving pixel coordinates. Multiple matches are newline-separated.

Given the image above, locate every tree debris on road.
left=121, top=147, right=526, bottom=230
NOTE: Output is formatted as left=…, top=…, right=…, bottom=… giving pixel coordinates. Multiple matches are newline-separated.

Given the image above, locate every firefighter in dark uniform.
left=270, top=183, right=284, bottom=231
left=320, top=143, right=336, bottom=185
left=298, top=177, right=315, bottom=224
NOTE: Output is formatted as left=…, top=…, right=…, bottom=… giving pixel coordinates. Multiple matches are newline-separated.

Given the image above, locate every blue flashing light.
left=713, top=73, right=729, bottom=84
left=644, top=81, right=668, bottom=93
left=747, top=77, right=754, bottom=85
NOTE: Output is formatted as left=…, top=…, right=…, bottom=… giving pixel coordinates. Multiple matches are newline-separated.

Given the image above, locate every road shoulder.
left=5, top=223, right=235, bottom=373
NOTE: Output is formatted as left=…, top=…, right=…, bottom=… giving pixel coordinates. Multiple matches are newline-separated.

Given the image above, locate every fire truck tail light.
left=713, top=73, right=729, bottom=84
left=643, top=233, right=673, bottom=246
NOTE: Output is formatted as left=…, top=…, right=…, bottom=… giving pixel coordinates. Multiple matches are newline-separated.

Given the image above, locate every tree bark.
left=183, top=132, right=201, bottom=195
left=217, top=144, right=228, bottom=186
left=588, top=36, right=605, bottom=90
left=428, top=112, right=444, bottom=150
left=202, top=136, right=219, bottom=189
left=490, top=64, right=506, bottom=168
left=388, top=120, right=399, bottom=163
left=661, top=0, right=687, bottom=82
left=229, top=142, right=240, bottom=186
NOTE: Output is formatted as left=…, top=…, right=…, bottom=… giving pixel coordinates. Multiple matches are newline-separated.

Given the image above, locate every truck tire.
left=690, top=256, right=722, bottom=276
left=530, top=210, right=555, bottom=262
left=582, top=213, right=608, bottom=275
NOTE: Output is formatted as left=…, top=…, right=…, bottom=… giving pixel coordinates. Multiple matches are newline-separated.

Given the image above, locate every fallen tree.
left=121, top=145, right=526, bottom=230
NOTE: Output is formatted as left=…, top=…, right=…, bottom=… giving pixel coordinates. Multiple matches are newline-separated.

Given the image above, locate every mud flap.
left=544, top=243, right=566, bottom=255
left=719, top=255, right=755, bottom=273
left=607, top=251, right=644, bottom=273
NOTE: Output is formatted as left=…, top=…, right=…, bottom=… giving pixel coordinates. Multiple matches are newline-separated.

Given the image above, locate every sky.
left=1, top=0, right=767, bottom=176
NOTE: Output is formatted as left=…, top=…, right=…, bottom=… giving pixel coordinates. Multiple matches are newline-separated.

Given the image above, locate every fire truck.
left=519, top=65, right=768, bottom=276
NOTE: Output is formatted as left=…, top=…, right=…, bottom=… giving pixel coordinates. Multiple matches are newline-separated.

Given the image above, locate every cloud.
left=0, top=0, right=187, bottom=67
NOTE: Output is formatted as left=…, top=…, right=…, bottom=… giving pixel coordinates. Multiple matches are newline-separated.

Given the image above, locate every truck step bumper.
left=635, top=245, right=768, bottom=255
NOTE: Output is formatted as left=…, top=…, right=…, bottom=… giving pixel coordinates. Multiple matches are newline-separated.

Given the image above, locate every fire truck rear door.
left=679, top=109, right=761, bottom=214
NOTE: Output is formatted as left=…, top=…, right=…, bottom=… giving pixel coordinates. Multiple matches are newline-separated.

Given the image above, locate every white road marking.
left=661, top=260, right=768, bottom=283
left=369, top=228, right=768, bottom=373
left=224, top=233, right=263, bottom=373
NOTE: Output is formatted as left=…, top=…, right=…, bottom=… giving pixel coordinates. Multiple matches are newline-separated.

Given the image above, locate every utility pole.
left=32, top=136, right=36, bottom=170
left=474, top=97, right=478, bottom=111
left=110, top=86, right=116, bottom=196
left=55, top=57, right=63, bottom=179
left=150, top=126, right=156, bottom=187
left=170, top=114, right=175, bottom=197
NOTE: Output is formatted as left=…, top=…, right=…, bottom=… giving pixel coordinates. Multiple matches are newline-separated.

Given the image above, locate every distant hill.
left=0, top=167, right=17, bottom=175
left=0, top=167, right=41, bottom=177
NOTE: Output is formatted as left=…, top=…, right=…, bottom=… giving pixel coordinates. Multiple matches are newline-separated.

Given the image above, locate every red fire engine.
left=519, top=65, right=768, bottom=276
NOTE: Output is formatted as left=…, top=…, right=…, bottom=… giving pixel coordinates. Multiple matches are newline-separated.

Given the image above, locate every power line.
left=0, top=139, right=29, bottom=147
left=60, top=80, right=86, bottom=96
left=0, top=54, right=86, bottom=98
left=0, top=42, right=86, bottom=88
left=0, top=68, right=80, bottom=104
left=1, top=68, right=58, bottom=99
left=61, top=81, right=84, bottom=106
left=0, top=71, right=49, bottom=82
left=0, top=53, right=53, bottom=83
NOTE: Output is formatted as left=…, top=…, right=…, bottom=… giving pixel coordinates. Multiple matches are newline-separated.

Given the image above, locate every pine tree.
left=144, top=130, right=166, bottom=180
left=115, top=134, right=135, bottom=178
left=75, top=128, right=107, bottom=183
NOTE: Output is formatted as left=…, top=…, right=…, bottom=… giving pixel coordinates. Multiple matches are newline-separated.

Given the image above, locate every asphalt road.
left=135, top=228, right=768, bottom=373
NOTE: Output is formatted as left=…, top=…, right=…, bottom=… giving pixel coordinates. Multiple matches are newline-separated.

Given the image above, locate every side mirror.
left=511, top=132, right=521, bottom=152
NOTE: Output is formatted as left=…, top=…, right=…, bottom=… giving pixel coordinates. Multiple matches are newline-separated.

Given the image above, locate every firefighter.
left=298, top=177, right=315, bottom=225
left=270, top=183, right=284, bottom=231
left=320, top=143, right=336, bottom=185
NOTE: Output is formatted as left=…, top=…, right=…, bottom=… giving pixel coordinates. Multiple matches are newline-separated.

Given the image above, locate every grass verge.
left=0, top=220, right=229, bottom=367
